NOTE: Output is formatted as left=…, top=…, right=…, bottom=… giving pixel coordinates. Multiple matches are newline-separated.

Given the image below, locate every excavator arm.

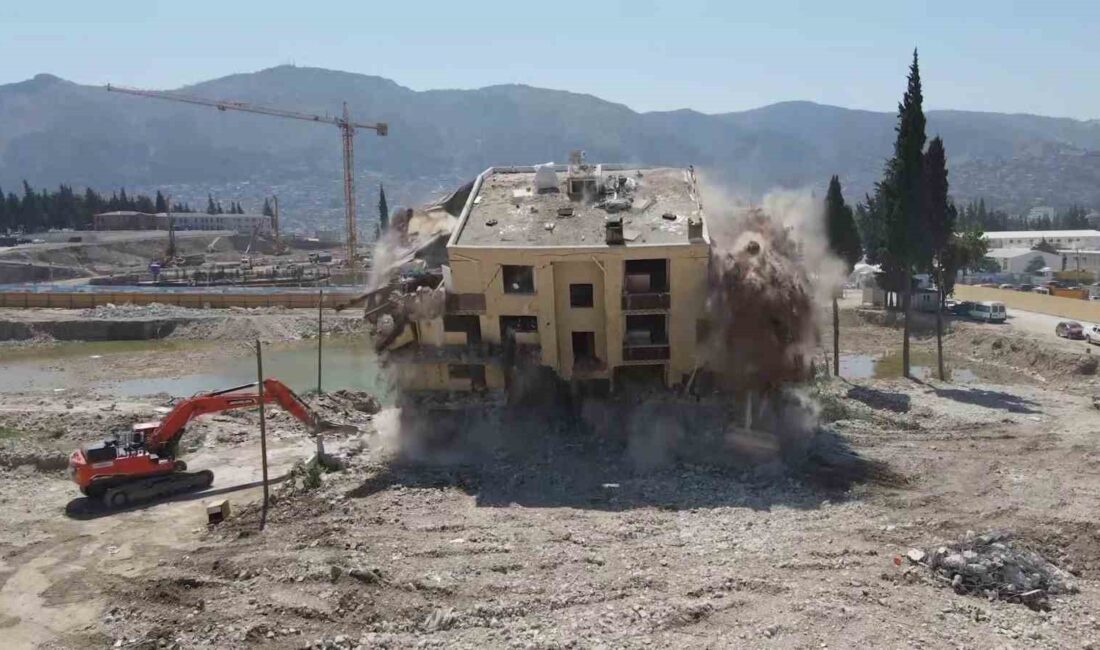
left=145, top=379, right=335, bottom=454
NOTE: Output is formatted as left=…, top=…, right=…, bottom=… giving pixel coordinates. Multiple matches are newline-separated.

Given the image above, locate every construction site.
left=1, top=137, right=1099, bottom=649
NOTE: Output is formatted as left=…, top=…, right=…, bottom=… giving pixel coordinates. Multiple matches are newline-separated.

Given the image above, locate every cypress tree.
left=922, top=137, right=955, bottom=380
left=207, top=194, right=217, bottom=214
left=155, top=191, right=168, bottom=213
left=378, top=183, right=389, bottom=232
left=882, top=49, right=928, bottom=378
left=825, top=175, right=863, bottom=377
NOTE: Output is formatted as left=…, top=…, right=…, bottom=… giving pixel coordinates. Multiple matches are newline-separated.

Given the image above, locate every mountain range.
left=2, top=65, right=1099, bottom=224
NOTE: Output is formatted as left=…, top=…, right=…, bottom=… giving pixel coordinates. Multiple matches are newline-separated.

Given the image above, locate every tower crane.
left=106, top=84, right=388, bottom=266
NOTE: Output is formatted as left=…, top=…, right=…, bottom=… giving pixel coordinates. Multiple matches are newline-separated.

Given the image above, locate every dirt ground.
left=1, top=304, right=1099, bottom=649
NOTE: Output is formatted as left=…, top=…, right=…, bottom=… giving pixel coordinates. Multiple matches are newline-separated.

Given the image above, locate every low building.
left=167, top=213, right=272, bottom=235
left=375, top=162, right=711, bottom=398
left=1058, top=249, right=1100, bottom=282
left=93, top=212, right=273, bottom=235
left=986, top=248, right=1062, bottom=274
left=983, top=230, right=1100, bottom=250
left=92, top=211, right=160, bottom=230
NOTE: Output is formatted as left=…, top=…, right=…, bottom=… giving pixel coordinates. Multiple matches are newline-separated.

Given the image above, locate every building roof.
left=158, top=213, right=269, bottom=219
left=986, top=248, right=1059, bottom=259
left=94, top=211, right=271, bottom=219
left=984, top=230, right=1100, bottom=239
left=450, top=165, right=707, bottom=248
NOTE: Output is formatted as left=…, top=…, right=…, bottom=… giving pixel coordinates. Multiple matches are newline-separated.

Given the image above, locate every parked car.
left=1017, top=284, right=1035, bottom=292
left=950, top=300, right=974, bottom=316
left=1032, top=286, right=1051, bottom=295
left=1055, top=321, right=1085, bottom=339
left=969, top=301, right=1006, bottom=323
left=998, top=283, right=1016, bottom=290
left=1087, top=325, right=1100, bottom=345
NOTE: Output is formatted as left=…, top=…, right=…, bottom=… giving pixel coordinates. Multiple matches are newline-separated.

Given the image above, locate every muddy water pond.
left=0, top=338, right=391, bottom=399
left=840, top=352, right=977, bottom=382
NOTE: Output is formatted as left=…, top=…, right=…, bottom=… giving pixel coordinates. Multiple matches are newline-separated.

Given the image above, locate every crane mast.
left=105, top=84, right=387, bottom=267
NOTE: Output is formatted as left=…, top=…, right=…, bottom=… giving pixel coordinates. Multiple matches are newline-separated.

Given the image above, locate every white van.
left=969, top=301, right=1006, bottom=323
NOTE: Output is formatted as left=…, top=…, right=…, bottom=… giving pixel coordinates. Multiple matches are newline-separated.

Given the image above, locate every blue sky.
left=2, top=0, right=1097, bottom=119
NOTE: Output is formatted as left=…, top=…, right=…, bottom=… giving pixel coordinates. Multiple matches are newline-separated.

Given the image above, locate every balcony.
left=623, top=313, right=669, bottom=361
left=622, top=344, right=670, bottom=361
left=385, top=343, right=502, bottom=365
left=621, top=291, right=670, bottom=311
left=445, top=292, right=486, bottom=314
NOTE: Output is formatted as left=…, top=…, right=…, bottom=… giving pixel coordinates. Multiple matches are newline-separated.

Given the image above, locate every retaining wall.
left=0, top=290, right=356, bottom=310
left=0, top=318, right=192, bottom=341
left=956, top=285, right=1100, bottom=323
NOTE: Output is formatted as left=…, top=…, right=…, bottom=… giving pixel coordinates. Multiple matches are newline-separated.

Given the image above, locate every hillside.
left=2, top=66, right=1100, bottom=227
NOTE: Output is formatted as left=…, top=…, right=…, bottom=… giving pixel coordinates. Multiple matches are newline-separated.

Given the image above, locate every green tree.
left=378, top=183, right=389, bottom=232
left=206, top=194, right=218, bottom=214
left=941, top=228, right=989, bottom=296
left=1032, top=238, right=1058, bottom=254
left=155, top=191, right=168, bottom=213
left=922, top=137, right=955, bottom=380
left=262, top=198, right=274, bottom=217
left=1024, top=255, right=1048, bottom=274
left=882, top=49, right=928, bottom=378
left=824, top=175, right=863, bottom=376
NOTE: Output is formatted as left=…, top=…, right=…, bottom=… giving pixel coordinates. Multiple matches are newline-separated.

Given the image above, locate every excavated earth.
left=1, top=307, right=1099, bottom=649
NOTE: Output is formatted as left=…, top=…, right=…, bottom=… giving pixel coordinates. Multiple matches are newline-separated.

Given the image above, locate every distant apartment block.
left=93, top=211, right=273, bottom=235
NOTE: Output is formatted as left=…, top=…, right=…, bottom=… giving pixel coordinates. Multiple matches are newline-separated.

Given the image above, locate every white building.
left=164, top=213, right=272, bottom=235
left=983, top=230, right=1100, bottom=250
left=1059, top=249, right=1100, bottom=280
left=986, top=248, right=1062, bottom=274
left=1026, top=206, right=1055, bottom=221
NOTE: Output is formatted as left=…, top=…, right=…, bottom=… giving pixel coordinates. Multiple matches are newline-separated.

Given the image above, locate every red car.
left=1055, top=321, right=1084, bottom=339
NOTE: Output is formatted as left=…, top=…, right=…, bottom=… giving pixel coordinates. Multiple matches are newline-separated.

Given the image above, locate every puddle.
left=0, top=338, right=392, bottom=400
left=839, top=353, right=977, bottom=383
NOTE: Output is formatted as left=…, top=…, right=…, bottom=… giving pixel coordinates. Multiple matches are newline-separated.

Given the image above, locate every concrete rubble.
left=910, top=531, right=1079, bottom=609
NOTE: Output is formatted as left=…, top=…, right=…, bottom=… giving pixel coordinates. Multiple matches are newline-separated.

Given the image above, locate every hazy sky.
left=2, top=0, right=1097, bottom=119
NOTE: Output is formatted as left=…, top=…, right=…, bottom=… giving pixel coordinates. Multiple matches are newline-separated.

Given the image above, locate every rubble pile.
left=911, top=531, right=1079, bottom=609
left=80, top=302, right=210, bottom=319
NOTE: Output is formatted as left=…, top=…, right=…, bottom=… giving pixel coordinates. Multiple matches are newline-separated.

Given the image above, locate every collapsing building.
left=366, top=157, right=712, bottom=405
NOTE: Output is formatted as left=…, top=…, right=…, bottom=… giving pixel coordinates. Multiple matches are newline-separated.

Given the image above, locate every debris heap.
left=911, top=531, right=1078, bottom=609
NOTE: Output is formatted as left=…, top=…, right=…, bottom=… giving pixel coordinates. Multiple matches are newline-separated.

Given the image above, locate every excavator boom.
left=68, top=378, right=347, bottom=507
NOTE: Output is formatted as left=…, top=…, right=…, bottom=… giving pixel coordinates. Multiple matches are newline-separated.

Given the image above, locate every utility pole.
left=317, top=286, right=324, bottom=394
left=256, top=340, right=270, bottom=529
left=165, top=194, right=176, bottom=262
left=272, top=195, right=282, bottom=255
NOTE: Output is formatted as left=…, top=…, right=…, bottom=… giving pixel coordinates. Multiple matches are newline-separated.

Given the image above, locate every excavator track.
left=100, top=470, right=214, bottom=509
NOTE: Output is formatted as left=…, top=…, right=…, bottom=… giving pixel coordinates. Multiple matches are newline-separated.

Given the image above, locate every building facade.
left=983, top=230, right=1100, bottom=250
left=986, top=248, right=1062, bottom=274
left=377, top=163, right=711, bottom=398
left=93, top=211, right=273, bottom=235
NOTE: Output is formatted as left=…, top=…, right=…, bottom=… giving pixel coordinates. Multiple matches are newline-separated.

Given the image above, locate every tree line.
left=0, top=181, right=279, bottom=234
left=957, top=199, right=1092, bottom=232
left=825, top=50, right=991, bottom=381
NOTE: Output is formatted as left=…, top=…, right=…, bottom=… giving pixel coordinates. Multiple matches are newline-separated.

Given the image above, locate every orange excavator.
left=69, top=379, right=341, bottom=507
